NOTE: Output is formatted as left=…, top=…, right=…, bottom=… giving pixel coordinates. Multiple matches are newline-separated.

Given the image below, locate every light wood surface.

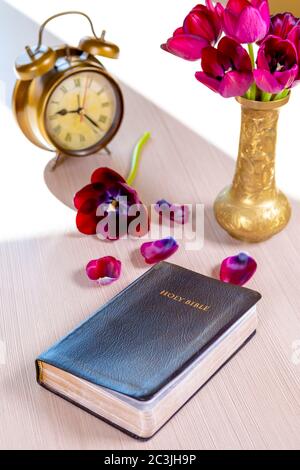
left=1, top=78, right=300, bottom=450
left=1, top=0, right=300, bottom=451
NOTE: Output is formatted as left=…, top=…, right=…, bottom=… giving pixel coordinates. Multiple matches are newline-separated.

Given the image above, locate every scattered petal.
left=140, top=237, right=179, bottom=265
left=220, top=252, right=257, bottom=286
left=86, top=256, right=121, bottom=285
left=155, top=199, right=189, bottom=224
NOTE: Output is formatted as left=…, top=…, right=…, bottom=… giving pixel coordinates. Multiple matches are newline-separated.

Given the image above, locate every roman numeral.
left=79, top=134, right=86, bottom=142
left=97, top=88, right=104, bottom=96
left=51, top=100, right=59, bottom=105
left=88, top=79, right=93, bottom=88
left=98, top=115, right=107, bottom=124
left=74, top=78, right=81, bottom=87
left=49, top=115, right=58, bottom=120
left=65, top=133, right=72, bottom=142
left=60, top=85, right=68, bottom=94
left=102, top=102, right=110, bottom=108
left=53, top=125, right=62, bottom=135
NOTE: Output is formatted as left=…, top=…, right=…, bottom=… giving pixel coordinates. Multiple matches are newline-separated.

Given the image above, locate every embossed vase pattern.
left=214, top=96, right=291, bottom=243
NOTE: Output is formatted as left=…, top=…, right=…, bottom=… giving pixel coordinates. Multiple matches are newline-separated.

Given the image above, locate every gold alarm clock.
left=13, top=11, right=124, bottom=166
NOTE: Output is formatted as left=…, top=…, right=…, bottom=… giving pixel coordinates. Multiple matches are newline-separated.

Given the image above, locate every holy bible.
left=36, top=262, right=261, bottom=439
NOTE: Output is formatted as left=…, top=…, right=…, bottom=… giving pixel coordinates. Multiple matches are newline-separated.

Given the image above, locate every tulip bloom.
left=223, top=0, right=270, bottom=44
left=161, top=1, right=223, bottom=61
left=269, top=12, right=299, bottom=40
left=253, top=36, right=298, bottom=93
left=195, top=36, right=253, bottom=98
left=74, top=167, right=149, bottom=240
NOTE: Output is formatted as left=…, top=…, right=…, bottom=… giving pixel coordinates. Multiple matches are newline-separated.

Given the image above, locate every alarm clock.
left=12, top=11, right=124, bottom=166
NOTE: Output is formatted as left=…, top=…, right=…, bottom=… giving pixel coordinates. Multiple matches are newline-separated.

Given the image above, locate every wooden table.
left=1, top=0, right=300, bottom=450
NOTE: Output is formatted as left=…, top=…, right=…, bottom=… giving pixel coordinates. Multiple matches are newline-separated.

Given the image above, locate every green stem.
left=126, top=132, right=151, bottom=186
left=273, top=89, right=290, bottom=101
left=247, top=43, right=257, bottom=101
left=261, top=92, right=272, bottom=102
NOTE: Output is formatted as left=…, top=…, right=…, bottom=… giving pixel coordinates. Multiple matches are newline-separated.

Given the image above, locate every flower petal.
left=91, top=167, right=126, bottom=185
left=140, top=237, right=179, bottom=264
left=74, top=183, right=104, bottom=210
left=218, top=36, right=252, bottom=72
left=155, top=200, right=189, bottom=224
left=219, top=70, right=253, bottom=98
left=161, top=34, right=209, bottom=61
left=86, top=256, right=121, bottom=285
left=253, top=69, right=283, bottom=93
left=195, top=71, right=221, bottom=94
left=220, top=252, right=257, bottom=286
left=76, top=199, right=100, bottom=235
left=183, top=10, right=218, bottom=43
left=235, top=6, right=269, bottom=43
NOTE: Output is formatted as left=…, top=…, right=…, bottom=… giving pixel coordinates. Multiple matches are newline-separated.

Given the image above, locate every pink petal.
left=161, top=34, right=209, bottom=61
left=155, top=200, right=189, bottom=224
left=195, top=71, right=221, bottom=94
left=140, top=237, right=179, bottom=265
left=274, top=65, right=298, bottom=89
left=220, top=252, right=257, bottom=286
left=219, top=71, right=253, bottom=98
left=253, top=69, right=283, bottom=93
left=86, top=256, right=121, bottom=285
left=226, top=0, right=249, bottom=14
left=235, top=6, right=269, bottom=43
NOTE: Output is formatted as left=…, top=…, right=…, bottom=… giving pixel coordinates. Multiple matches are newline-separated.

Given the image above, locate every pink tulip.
left=286, top=25, right=300, bottom=84
left=269, top=12, right=300, bottom=39
left=223, top=0, right=270, bottom=44
left=253, top=36, right=298, bottom=93
left=195, top=36, right=253, bottom=98
left=161, top=1, right=224, bottom=61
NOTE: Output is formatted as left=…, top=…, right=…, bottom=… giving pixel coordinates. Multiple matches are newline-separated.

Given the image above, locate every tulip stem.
left=247, top=43, right=257, bottom=101
left=261, top=91, right=272, bottom=102
left=273, top=89, right=290, bottom=101
left=126, top=132, right=151, bottom=186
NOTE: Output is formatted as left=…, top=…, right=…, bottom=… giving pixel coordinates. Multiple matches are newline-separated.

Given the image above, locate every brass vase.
left=214, top=96, right=291, bottom=243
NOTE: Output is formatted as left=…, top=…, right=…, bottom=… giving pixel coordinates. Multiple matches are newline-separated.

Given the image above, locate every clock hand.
left=82, top=113, right=102, bottom=130
left=56, top=107, right=83, bottom=116
left=81, top=77, right=91, bottom=122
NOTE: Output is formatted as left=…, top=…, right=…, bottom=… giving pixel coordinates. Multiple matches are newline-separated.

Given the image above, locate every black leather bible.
left=36, top=262, right=261, bottom=439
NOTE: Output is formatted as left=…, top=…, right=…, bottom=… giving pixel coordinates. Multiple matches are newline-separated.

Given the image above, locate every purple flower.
left=195, top=36, right=253, bottom=98
left=223, top=0, right=270, bottom=44
left=86, top=256, right=121, bottom=285
left=220, top=252, right=257, bottom=286
left=155, top=199, right=189, bottom=224
left=161, top=1, right=224, bottom=61
left=140, top=237, right=179, bottom=265
left=74, top=167, right=149, bottom=240
left=269, top=12, right=300, bottom=39
left=253, top=36, right=298, bottom=93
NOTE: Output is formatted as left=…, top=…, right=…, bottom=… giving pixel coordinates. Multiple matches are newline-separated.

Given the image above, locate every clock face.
left=44, top=70, right=122, bottom=154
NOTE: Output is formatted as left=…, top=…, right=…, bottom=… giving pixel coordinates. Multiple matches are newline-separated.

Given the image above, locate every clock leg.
left=52, top=152, right=68, bottom=170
